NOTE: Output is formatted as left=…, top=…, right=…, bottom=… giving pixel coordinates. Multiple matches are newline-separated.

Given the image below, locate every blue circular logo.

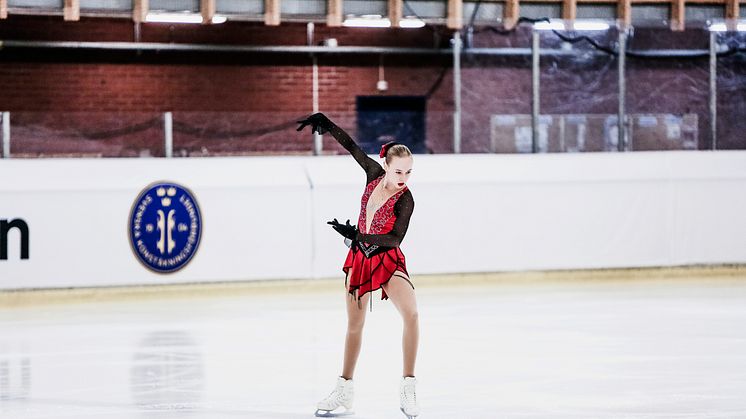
left=129, top=182, right=202, bottom=273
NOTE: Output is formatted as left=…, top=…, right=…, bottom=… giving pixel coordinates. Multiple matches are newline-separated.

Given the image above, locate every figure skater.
left=297, top=113, right=419, bottom=419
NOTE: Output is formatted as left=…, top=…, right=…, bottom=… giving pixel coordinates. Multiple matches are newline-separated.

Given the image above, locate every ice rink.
left=1, top=269, right=746, bottom=419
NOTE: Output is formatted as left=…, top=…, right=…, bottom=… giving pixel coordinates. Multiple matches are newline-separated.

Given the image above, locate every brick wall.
left=0, top=16, right=456, bottom=156
left=0, top=16, right=743, bottom=156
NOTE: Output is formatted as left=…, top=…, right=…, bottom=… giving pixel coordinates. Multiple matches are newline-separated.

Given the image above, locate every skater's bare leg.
left=381, top=271, right=418, bottom=377
left=342, top=271, right=370, bottom=380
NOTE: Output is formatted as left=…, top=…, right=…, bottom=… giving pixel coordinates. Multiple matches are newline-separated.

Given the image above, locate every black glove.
left=296, top=112, right=332, bottom=135
left=327, top=218, right=358, bottom=241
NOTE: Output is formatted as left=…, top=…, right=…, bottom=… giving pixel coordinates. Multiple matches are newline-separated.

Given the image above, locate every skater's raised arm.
left=355, top=191, right=414, bottom=248
left=327, top=123, right=384, bottom=180
left=297, top=112, right=384, bottom=182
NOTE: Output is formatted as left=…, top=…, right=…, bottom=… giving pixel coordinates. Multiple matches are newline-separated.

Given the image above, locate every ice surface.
left=1, top=275, right=745, bottom=418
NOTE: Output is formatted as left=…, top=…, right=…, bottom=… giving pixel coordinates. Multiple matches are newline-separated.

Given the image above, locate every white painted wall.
left=1, top=151, right=744, bottom=290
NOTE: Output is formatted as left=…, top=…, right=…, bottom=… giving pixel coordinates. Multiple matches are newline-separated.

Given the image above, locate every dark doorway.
left=355, top=96, right=426, bottom=155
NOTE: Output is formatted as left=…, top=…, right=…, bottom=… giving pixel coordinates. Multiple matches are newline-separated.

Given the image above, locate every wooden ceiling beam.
left=63, top=0, right=79, bottom=21
left=459, top=0, right=740, bottom=2
left=265, top=0, right=280, bottom=26
left=726, top=0, right=740, bottom=18
left=504, top=0, right=519, bottom=29
left=201, top=0, right=215, bottom=24
left=514, top=0, right=733, bottom=3
left=563, top=0, right=578, bottom=19
left=3, top=0, right=742, bottom=28
left=618, top=0, right=632, bottom=28
left=448, top=0, right=463, bottom=29
left=132, top=0, right=148, bottom=23
left=389, top=0, right=402, bottom=27
left=671, top=0, right=686, bottom=31
left=327, top=0, right=342, bottom=26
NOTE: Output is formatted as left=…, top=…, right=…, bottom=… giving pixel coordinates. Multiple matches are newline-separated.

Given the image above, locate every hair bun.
left=379, top=141, right=399, bottom=158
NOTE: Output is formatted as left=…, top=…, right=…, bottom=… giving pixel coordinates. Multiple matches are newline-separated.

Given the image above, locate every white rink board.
left=0, top=157, right=312, bottom=289
left=1, top=151, right=745, bottom=290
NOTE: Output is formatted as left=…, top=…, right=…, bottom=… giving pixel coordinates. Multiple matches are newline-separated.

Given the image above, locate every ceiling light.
left=343, top=15, right=391, bottom=28
left=145, top=12, right=227, bottom=24
left=708, top=21, right=746, bottom=32
left=400, top=17, right=425, bottom=28
left=533, top=20, right=565, bottom=31
left=572, top=21, right=610, bottom=31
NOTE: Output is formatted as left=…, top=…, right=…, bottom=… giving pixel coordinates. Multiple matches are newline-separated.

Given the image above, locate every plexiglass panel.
left=3, top=20, right=744, bottom=158
left=626, top=26, right=710, bottom=150
left=10, top=112, right=165, bottom=158
left=715, top=30, right=746, bottom=150
left=538, top=22, right=620, bottom=152
left=461, top=25, right=533, bottom=153
left=172, top=112, right=313, bottom=157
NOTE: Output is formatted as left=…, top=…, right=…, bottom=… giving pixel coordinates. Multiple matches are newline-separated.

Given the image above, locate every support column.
left=453, top=31, right=462, bottom=154
left=710, top=31, right=718, bottom=150
left=532, top=30, right=540, bottom=153
left=164, top=112, right=173, bottom=158
left=2, top=112, right=9, bottom=158
left=618, top=28, right=627, bottom=152
left=313, top=57, right=322, bottom=155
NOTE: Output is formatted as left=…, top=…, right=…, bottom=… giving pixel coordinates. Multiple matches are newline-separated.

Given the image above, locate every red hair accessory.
left=379, top=141, right=399, bottom=158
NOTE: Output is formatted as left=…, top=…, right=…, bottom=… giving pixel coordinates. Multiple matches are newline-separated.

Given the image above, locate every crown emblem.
left=156, top=186, right=178, bottom=207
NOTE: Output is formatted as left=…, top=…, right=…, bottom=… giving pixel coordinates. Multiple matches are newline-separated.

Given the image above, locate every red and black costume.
left=327, top=123, right=416, bottom=312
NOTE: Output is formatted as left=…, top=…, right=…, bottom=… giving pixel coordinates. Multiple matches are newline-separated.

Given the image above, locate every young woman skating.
left=297, top=113, right=420, bottom=419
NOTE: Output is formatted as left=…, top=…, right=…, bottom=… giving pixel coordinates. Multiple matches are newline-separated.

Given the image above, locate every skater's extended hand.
left=296, top=112, right=332, bottom=135
left=327, top=218, right=358, bottom=241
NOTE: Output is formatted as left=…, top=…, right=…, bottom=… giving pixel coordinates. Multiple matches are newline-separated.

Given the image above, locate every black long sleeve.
left=355, top=190, right=414, bottom=247
left=327, top=122, right=385, bottom=183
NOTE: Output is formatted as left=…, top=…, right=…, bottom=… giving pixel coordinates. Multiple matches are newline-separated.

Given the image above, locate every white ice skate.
left=315, top=376, right=355, bottom=417
left=400, top=376, right=420, bottom=419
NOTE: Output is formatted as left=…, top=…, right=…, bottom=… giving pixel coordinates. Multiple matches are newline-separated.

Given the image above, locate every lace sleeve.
left=327, top=122, right=385, bottom=182
left=355, top=190, right=414, bottom=247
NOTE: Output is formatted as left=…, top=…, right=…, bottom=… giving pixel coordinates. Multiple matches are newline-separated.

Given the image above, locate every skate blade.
left=400, top=407, right=418, bottom=419
left=314, top=408, right=354, bottom=417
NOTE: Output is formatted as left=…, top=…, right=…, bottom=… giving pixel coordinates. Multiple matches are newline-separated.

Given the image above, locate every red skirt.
left=342, top=245, right=410, bottom=304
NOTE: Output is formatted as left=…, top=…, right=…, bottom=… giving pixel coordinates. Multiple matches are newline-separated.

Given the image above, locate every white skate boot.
left=315, top=376, right=354, bottom=417
left=400, top=376, right=420, bottom=418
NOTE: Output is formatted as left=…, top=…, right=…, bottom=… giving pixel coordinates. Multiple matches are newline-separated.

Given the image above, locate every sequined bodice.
left=358, top=175, right=407, bottom=235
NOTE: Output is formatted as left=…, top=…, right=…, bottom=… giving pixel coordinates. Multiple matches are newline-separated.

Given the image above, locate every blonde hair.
left=384, top=144, right=413, bottom=165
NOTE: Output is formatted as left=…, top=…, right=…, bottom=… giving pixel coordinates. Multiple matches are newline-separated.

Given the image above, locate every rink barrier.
left=1, top=150, right=745, bottom=291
